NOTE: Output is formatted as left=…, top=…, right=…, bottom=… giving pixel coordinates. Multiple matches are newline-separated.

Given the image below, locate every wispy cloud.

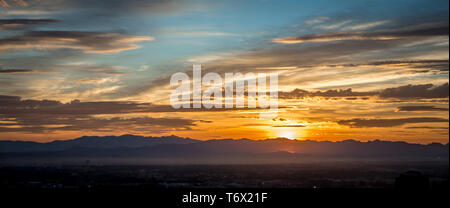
left=1, top=10, right=58, bottom=16
left=1, top=0, right=211, bottom=15
left=273, top=25, right=448, bottom=44
left=0, top=31, right=154, bottom=54
left=0, top=0, right=8, bottom=7
left=0, top=69, right=33, bottom=74
left=395, top=106, right=449, bottom=112
left=316, top=20, right=352, bottom=30
left=338, top=117, right=449, bottom=128
left=0, top=0, right=27, bottom=8
left=279, top=88, right=376, bottom=99
left=0, top=19, right=58, bottom=30
left=342, top=20, right=390, bottom=31
left=305, top=16, right=330, bottom=25
left=15, top=0, right=27, bottom=6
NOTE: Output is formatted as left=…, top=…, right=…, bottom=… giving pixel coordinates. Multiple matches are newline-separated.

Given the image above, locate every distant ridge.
left=0, top=135, right=199, bottom=153
left=0, top=135, right=448, bottom=164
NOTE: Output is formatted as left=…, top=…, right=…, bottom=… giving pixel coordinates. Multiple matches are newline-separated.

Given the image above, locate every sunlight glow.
left=276, top=127, right=297, bottom=140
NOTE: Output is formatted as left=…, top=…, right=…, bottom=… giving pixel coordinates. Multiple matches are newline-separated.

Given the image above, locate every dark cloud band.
left=338, top=117, right=449, bottom=128
left=395, top=106, right=449, bottom=112
left=274, top=25, right=449, bottom=44
left=0, top=19, right=58, bottom=30
left=0, top=95, right=207, bottom=133
left=280, top=83, right=449, bottom=100
left=0, top=69, right=33, bottom=74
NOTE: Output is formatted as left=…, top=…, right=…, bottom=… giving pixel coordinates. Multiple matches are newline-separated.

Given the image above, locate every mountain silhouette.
left=0, top=135, right=448, bottom=164
left=0, top=135, right=198, bottom=153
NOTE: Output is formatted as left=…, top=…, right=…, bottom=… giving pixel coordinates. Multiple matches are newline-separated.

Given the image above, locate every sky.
left=0, top=0, right=448, bottom=144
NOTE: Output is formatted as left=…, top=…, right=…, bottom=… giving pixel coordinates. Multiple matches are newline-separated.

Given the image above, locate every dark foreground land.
left=1, top=162, right=448, bottom=207
left=1, top=161, right=448, bottom=190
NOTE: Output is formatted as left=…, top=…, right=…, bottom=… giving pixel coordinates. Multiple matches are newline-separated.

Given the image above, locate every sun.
left=275, top=127, right=297, bottom=140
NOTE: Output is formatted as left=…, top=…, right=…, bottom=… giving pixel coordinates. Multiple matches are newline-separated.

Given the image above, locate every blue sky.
left=1, top=0, right=448, bottom=77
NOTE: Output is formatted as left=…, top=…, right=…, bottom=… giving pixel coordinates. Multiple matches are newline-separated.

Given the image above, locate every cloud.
left=379, top=83, right=449, bottom=99
left=338, top=117, right=449, bottom=128
left=0, top=0, right=7, bottom=7
left=0, top=69, right=33, bottom=74
left=315, top=20, right=352, bottom=30
left=305, top=16, right=330, bottom=25
left=1, top=10, right=58, bottom=16
left=405, top=126, right=449, bottom=130
left=0, top=19, right=58, bottom=30
left=273, top=32, right=393, bottom=44
left=0, top=0, right=27, bottom=8
left=0, top=95, right=208, bottom=133
left=14, top=0, right=27, bottom=6
left=163, top=22, right=448, bottom=76
left=279, top=88, right=376, bottom=99
left=0, top=94, right=270, bottom=118
left=1, top=0, right=208, bottom=16
left=273, top=25, right=449, bottom=44
left=0, top=116, right=201, bottom=133
left=64, top=0, right=200, bottom=15
left=74, top=64, right=130, bottom=76
left=395, top=106, right=449, bottom=112
left=358, top=60, right=449, bottom=73
left=61, top=10, right=448, bottom=100
left=342, top=20, right=390, bottom=31
left=278, top=59, right=448, bottom=71
left=0, top=31, right=154, bottom=54
left=0, top=96, right=158, bottom=116
left=280, top=83, right=449, bottom=100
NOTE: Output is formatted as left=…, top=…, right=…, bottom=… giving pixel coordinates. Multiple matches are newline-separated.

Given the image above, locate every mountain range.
left=0, top=135, right=448, bottom=165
